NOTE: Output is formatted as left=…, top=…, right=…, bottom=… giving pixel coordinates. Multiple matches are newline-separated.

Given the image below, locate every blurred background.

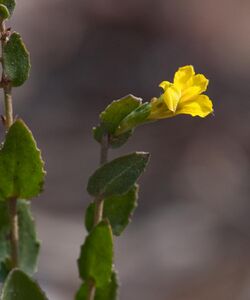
left=3, top=0, right=250, bottom=299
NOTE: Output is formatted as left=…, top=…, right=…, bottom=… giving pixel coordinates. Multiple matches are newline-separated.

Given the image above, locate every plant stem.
left=0, top=19, right=19, bottom=269
left=4, top=84, right=13, bottom=127
left=3, top=85, right=18, bottom=269
left=99, top=134, right=109, bottom=165
left=87, top=280, right=96, bottom=300
left=93, top=135, right=109, bottom=226
left=88, top=135, right=109, bottom=300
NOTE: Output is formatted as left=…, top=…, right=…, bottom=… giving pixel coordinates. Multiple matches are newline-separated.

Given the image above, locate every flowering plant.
left=0, top=1, right=214, bottom=299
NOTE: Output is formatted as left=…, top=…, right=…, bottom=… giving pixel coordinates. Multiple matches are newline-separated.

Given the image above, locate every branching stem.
left=0, top=19, right=19, bottom=269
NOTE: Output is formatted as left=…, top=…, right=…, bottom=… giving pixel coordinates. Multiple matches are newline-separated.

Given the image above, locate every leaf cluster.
left=77, top=95, right=151, bottom=299
left=0, top=1, right=47, bottom=297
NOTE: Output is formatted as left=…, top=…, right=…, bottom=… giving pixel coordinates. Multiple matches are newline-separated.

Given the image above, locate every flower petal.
left=174, top=65, right=195, bottom=89
left=181, top=74, right=209, bottom=101
left=176, top=95, right=213, bottom=117
left=159, top=81, right=171, bottom=90
left=162, top=85, right=181, bottom=112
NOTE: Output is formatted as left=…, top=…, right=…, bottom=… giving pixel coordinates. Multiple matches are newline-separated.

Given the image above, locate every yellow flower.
left=148, top=65, right=213, bottom=120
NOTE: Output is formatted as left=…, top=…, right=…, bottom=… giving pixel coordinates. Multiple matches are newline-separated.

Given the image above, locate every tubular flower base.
left=148, top=65, right=213, bottom=120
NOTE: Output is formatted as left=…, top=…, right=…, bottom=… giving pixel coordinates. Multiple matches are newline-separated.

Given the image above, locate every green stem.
left=88, top=135, right=109, bottom=300
left=93, top=135, right=109, bottom=226
left=0, top=20, right=19, bottom=269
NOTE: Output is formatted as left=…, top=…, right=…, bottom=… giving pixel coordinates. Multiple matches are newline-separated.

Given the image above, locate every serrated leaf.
left=3, top=32, right=30, bottom=87
left=0, top=269, right=48, bottom=300
left=86, top=185, right=138, bottom=236
left=100, top=94, right=142, bottom=134
left=0, top=4, right=9, bottom=20
left=0, top=119, right=45, bottom=201
left=87, top=152, right=150, bottom=198
left=78, top=221, right=113, bottom=287
left=0, top=200, right=40, bottom=282
left=75, top=271, right=118, bottom=300
left=0, top=0, right=15, bottom=16
left=115, top=102, right=151, bottom=136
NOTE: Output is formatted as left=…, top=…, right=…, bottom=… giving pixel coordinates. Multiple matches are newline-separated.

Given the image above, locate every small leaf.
left=93, top=95, right=142, bottom=148
left=75, top=271, right=119, bottom=300
left=87, top=152, right=150, bottom=198
left=86, top=185, right=138, bottom=236
left=3, top=32, right=31, bottom=87
left=100, top=94, right=142, bottom=134
left=0, top=119, right=45, bottom=201
left=93, top=126, right=105, bottom=144
left=78, top=221, right=113, bottom=287
left=0, top=0, right=15, bottom=16
left=115, top=102, right=151, bottom=136
left=109, top=130, right=133, bottom=149
left=93, top=126, right=133, bottom=149
left=0, top=269, right=48, bottom=300
left=0, top=4, right=9, bottom=20
left=0, top=200, right=40, bottom=281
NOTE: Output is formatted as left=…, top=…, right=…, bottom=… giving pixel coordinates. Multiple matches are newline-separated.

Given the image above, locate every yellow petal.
left=176, top=95, right=213, bottom=117
left=174, top=65, right=195, bottom=90
left=159, top=80, right=171, bottom=91
left=192, top=74, right=209, bottom=93
left=181, top=74, right=209, bottom=99
left=162, top=85, right=181, bottom=112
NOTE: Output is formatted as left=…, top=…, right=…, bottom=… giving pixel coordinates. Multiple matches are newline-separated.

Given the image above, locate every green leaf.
left=86, top=185, right=138, bottom=236
left=0, top=259, right=9, bottom=282
left=93, top=126, right=133, bottom=149
left=18, top=200, right=40, bottom=275
left=75, top=271, right=118, bottom=300
left=3, top=32, right=31, bottom=87
left=0, top=4, right=9, bottom=20
left=0, top=269, right=48, bottom=300
left=115, top=102, right=151, bottom=136
left=100, top=94, right=142, bottom=134
left=87, top=152, right=150, bottom=198
left=0, top=0, right=15, bottom=16
left=0, top=119, right=45, bottom=201
left=93, top=95, right=142, bottom=148
left=108, top=130, right=133, bottom=149
left=93, top=125, right=106, bottom=144
left=78, top=221, right=113, bottom=287
left=0, top=202, right=10, bottom=281
left=0, top=200, right=40, bottom=282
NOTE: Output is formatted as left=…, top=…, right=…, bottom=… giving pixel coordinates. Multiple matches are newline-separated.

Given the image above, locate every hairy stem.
left=88, top=135, right=109, bottom=300
left=0, top=20, right=19, bottom=269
